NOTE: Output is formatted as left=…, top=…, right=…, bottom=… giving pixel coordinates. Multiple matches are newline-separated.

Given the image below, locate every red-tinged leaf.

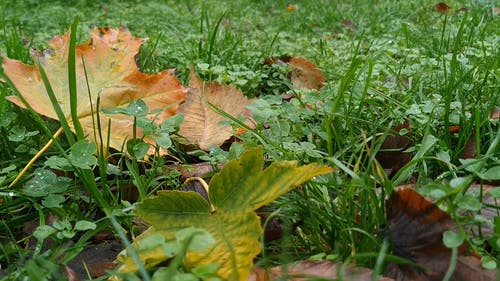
left=449, top=125, right=460, bottom=133
left=385, top=188, right=495, bottom=281
left=2, top=27, right=186, bottom=154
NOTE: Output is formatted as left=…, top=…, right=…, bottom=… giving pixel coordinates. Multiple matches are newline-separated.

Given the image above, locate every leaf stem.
left=8, top=126, right=64, bottom=187
left=184, top=177, right=214, bottom=212
left=442, top=247, right=458, bottom=281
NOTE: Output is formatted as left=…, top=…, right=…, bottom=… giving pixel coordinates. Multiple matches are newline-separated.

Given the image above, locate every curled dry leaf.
left=248, top=260, right=395, bottom=281
left=2, top=26, right=186, bottom=153
left=177, top=68, right=254, bottom=150
left=385, top=188, right=495, bottom=281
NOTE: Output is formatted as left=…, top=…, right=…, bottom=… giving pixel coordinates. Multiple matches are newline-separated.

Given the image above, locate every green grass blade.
left=68, top=18, right=84, bottom=140
left=36, top=59, right=75, bottom=145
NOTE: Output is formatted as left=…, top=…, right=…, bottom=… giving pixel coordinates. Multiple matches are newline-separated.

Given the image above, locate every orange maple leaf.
left=2, top=26, right=186, bottom=153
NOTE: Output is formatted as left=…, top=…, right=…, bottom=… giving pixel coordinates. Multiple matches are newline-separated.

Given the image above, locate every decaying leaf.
left=114, top=147, right=333, bottom=281
left=249, top=260, right=395, bottom=281
left=375, top=120, right=412, bottom=177
left=385, top=188, right=495, bottom=281
left=177, top=68, right=254, bottom=150
left=2, top=26, right=186, bottom=153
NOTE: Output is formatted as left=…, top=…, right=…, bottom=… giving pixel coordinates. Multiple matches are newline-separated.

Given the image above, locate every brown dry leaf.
left=460, top=131, right=477, bottom=159
left=342, top=19, right=357, bottom=32
left=87, top=261, right=116, bottom=278
left=287, top=4, right=298, bottom=12
left=61, top=265, right=80, bottom=281
left=288, top=57, right=325, bottom=91
left=177, top=68, right=254, bottom=150
left=375, top=120, right=412, bottom=177
left=433, top=2, right=452, bottom=13
left=490, top=107, right=500, bottom=120
left=263, top=56, right=324, bottom=91
left=248, top=261, right=395, bottom=281
left=2, top=26, right=186, bottom=153
left=385, top=188, right=495, bottom=281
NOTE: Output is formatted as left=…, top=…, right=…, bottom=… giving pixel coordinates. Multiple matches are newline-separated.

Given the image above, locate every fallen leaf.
left=248, top=261, right=395, bottom=281
left=177, top=68, right=254, bottom=150
left=61, top=265, right=80, bottom=281
left=287, top=4, right=298, bottom=12
left=3, top=26, right=186, bottom=153
left=375, top=120, right=412, bottom=177
left=460, top=131, right=476, bottom=159
left=114, top=147, right=333, bottom=281
left=264, top=56, right=324, bottom=91
left=385, top=188, right=495, bottom=281
left=342, top=19, right=357, bottom=32
left=490, top=107, right=500, bottom=120
left=288, top=57, right=325, bottom=91
left=433, top=2, right=452, bottom=13
left=494, top=7, right=500, bottom=16
left=87, top=261, right=116, bottom=278
left=67, top=239, right=122, bottom=279
left=449, top=125, right=460, bottom=133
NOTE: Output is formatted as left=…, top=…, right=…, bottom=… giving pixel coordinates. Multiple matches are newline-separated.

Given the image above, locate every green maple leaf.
left=115, top=147, right=333, bottom=281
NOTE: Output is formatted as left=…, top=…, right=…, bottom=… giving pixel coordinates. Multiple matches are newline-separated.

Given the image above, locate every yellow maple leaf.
left=2, top=26, right=186, bottom=153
